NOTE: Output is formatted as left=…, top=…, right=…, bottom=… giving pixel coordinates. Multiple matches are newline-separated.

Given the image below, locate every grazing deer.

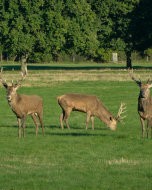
left=130, top=71, right=152, bottom=138
left=57, top=93, right=126, bottom=130
left=0, top=69, right=44, bottom=138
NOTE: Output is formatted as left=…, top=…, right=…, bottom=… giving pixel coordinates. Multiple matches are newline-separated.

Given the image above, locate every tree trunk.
left=126, top=51, right=132, bottom=69
left=0, top=53, right=2, bottom=62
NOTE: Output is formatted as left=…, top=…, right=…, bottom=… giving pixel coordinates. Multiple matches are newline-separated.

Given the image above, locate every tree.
left=88, top=0, right=140, bottom=67
left=110, top=0, right=140, bottom=68
left=3, top=0, right=150, bottom=64
left=131, top=0, right=152, bottom=52
left=42, top=0, right=67, bottom=61
left=1, top=0, right=43, bottom=61
left=63, top=0, right=99, bottom=61
left=88, top=0, right=115, bottom=62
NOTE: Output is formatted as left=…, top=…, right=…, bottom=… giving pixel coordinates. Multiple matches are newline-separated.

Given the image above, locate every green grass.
left=0, top=79, right=152, bottom=189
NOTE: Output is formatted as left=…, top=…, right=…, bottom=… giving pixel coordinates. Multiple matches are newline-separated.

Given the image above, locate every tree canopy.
left=1, top=0, right=151, bottom=66
left=131, top=0, right=152, bottom=51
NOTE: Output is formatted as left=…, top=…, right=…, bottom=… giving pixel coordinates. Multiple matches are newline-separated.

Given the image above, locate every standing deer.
left=0, top=69, right=44, bottom=138
left=130, top=71, right=152, bottom=138
left=57, top=93, right=126, bottom=130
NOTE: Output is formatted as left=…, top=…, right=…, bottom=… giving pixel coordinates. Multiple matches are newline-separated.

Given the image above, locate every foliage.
left=88, top=0, right=140, bottom=65
left=1, top=0, right=98, bottom=62
left=144, top=48, right=152, bottom=61
left=1, top=0, right=151, bottom=65
left=131, top=0, right=152, bottom=51
left=144, top=48, right=152, bottom=57
left=96, top=48, right=112, bottom=62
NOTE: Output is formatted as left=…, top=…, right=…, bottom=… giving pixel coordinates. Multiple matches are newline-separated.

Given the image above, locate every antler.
left=0, top=67, right=8, bottom=86
left=129, top=69, right=141, bottom=86
left=0, top=67, right=26, bottom=86
left=16, top=71, right=26, bottom=85
left=116, top=102, right=127, bottom=123
left=0, top=67, right=3, bottom=80
left=146, top=78, right=152, bottom=84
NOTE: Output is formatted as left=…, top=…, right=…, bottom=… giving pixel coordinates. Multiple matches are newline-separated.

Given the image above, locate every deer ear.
left=0, top=79, right=8, bottom=89
left=3, top=83, right=8, bottom=89
left=1, top=81, right=8, bottom=89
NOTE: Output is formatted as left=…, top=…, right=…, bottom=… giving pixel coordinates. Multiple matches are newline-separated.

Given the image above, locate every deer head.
left=0, top=67, right=26, bottom=102
left=129, top=69, right=152, bottom=99
left=108, top=103, right=126, bottom=131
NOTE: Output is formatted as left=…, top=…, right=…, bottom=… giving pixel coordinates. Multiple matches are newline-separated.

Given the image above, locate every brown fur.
left=137, top=84, right=152, bottom=138
left=57, top=93, right=123, bottom=130
left=2, top=83, right=44, bottom=138
left=130, top=73, right=152, bottom=138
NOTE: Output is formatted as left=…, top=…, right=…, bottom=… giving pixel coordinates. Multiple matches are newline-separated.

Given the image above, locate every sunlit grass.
left=0, top=69, right=152, bottom=189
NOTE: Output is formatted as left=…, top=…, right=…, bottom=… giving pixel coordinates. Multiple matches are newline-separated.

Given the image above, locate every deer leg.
left=146, top=120, right=150, bottom=138
left=91, top=116, right=94, bottom=130
left=63, top=109, right=71, bottom=129
left=17, top=118, right=22, bottom=138
left=148, top=119, right=152, bottom=138
left=60, top=111, right=65, bottom=129
left=37, top=113, right=44, bottom=136
left=86, top=112, right=91, bottom=130
left=140, top=117, right=145, bottom=138
left=31, top=114, right=39, bottom=136
left=21, top=116, right=26, bottom=138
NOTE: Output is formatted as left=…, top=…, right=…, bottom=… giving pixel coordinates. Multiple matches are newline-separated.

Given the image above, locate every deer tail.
left=57, top=95, right=63, bottom=103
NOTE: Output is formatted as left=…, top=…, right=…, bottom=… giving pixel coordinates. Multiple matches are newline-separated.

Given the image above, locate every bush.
left=95, top=48, right=112, bottom=62
left=144, top=48, right=152, bottom=61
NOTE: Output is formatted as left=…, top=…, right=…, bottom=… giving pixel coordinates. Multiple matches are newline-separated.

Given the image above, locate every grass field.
left=0, top=64, right=152, bottom=190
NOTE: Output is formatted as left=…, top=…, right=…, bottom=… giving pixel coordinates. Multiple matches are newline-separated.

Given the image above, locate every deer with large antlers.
left=130, top=70, right=152, bottom=138
left=0, top=69, right=44, bottom=138
left=57, top=93, right=126, bottom=130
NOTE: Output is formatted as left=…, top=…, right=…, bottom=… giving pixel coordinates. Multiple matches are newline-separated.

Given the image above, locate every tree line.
left=1, top=0, right=152, bottom=67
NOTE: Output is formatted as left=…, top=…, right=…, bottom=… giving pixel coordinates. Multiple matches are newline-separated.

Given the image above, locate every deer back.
left=58, top=94, right=102, bottom=113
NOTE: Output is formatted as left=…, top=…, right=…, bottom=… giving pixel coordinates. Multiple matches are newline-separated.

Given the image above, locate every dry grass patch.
left=106, top=157, right=139, bottom=166
left=1, top=69, right=152, bottom=87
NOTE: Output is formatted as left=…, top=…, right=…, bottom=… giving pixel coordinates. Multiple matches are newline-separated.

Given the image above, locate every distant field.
left=1, top=61, right=152, bottom=87
left=0, top=64, right=152, bottom=190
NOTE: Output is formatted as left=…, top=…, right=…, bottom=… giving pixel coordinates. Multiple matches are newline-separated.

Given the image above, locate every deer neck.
left=138, top=95, right=151, bottom=118
left=96, top=103, right=116, bottom=128
left=8, top=93, right=19, bottom=107
left=138, top=95, right=150, bottom=106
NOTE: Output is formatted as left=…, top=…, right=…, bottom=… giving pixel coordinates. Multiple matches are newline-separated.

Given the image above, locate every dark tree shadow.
left=2, top=64, right=152, bottom=71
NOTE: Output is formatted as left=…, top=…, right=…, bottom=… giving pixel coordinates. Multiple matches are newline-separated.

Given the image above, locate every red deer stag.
left=130, top=70, right=152, bottom=138
left=0, top=69, right=44, bottom=138
left=57, top=93, right=126, bottom=130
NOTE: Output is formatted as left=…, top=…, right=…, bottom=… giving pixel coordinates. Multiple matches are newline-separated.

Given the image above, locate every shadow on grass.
left=0, top=125, right=17, bottom=128
left=49, top=132, right=107, bottom=137
left=47, top=124, right=108, bottom=130
left=0, top=124, right=128, bottom=139
left=46, top=131, right=127, bottom=139
left=2, top=64, right=152, bottom=71
left=45, top=125, right=127, bottom=138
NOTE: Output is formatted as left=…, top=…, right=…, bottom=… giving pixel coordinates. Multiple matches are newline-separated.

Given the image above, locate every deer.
left=57, top=93, right=126, bottom=130
left=0, top=68, right=44, bottom=138
left=130, top=70, right=152, bottom=138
